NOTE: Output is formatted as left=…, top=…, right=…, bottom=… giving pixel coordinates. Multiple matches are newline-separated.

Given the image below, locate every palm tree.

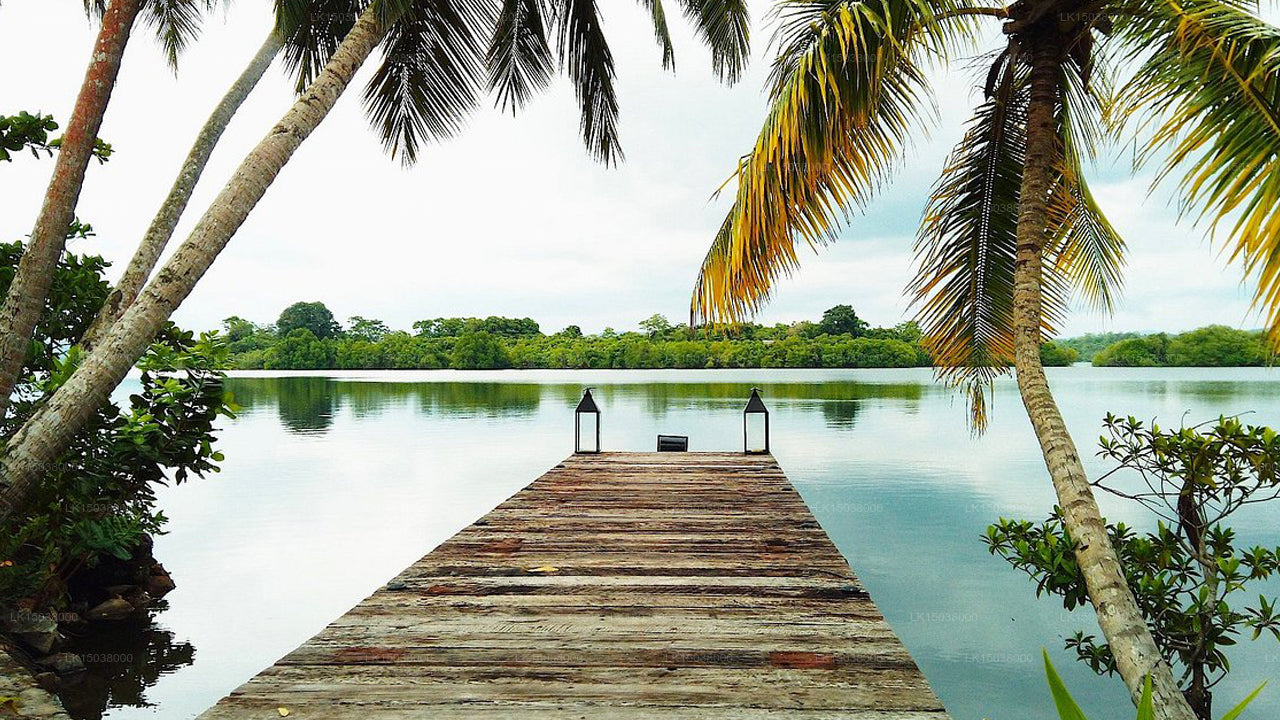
left=0, top=0, right=750, bottom=526
left=689, top=1, right=1280, bottom=718
left=79, top=29, right=285, bottom=348
left=81, top=1, right=370, bottom=347
left=0, top=0, right=222, bottom=414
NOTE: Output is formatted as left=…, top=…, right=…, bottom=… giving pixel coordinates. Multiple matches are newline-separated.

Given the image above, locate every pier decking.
left=199, top=452, right=948, bottom=719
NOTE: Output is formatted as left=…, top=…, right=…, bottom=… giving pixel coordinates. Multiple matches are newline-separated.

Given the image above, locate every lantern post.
left=743, top=388, right=769, bottom=454
left=575, top=388, right=601, bottom=454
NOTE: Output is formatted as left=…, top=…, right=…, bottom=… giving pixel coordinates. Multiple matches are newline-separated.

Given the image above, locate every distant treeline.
left=222, top=302, right=1086, bottom=371
left=1060, top=325, right=1272, bottom=367
left=222, top=303, right=946, bottom=370
left=217, top=303, right=1267, bottom=371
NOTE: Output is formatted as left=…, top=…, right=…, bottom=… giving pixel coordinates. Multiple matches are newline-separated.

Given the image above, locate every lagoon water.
left=73, top=367, right=1280, bottom=719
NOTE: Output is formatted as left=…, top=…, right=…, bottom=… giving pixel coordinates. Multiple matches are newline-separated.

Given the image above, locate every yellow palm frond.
left=692, top=0, right=988, bottom=325
left=1110, top=0, right=1280, bottom=336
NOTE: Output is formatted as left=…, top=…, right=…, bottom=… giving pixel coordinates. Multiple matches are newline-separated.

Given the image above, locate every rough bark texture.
left=0, top=7, right=388, bottom=524
left=0, top=0, right=142, bottom=417
left=1013, top=37, right=1198, bottom=720
left=82, top=29, right=286, bottom=350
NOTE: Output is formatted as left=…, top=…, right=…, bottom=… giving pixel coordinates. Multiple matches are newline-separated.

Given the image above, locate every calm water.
left=73, top=367, right=1280, bottom=719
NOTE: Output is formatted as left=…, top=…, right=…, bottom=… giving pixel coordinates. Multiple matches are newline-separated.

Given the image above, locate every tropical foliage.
left=1091, top=327, right=1270, bottom=367
left=1059, top=332, right=1144, bottom=362
left=988, top=415, right=1280, bottom=718
left=217, top=302, right=960, bottom=370
left=0, top=111, right=112, bottom=164
left=691, top=0, right=1280, bottom=404
left=0, top=0, right=755, bottom=530
left=0, top=240, right=233, bottom=607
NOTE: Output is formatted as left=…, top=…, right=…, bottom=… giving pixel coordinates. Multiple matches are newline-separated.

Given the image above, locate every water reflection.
left=230, top=377, right=546, bottom=434
left=58, top=604, right=195, bottom=720
left=102, top=368, right=1280, bottom=720
left=227, top=375, right=927, bottom=435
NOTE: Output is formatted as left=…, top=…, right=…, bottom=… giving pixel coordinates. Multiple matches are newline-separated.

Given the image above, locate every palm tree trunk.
left=0, top=0, right=142, bottom=417
left=81, top=28, right=286, bottom=350
left=1014, top=37, right=1197, bottom=720
left=0, top=6, right=389, bottom=525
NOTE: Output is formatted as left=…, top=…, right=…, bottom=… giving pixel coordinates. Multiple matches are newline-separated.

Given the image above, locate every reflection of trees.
left=224, top=376, right=928, bottom=436
left=819, top=400, right=861, bottom=429
left=552, top=381, right=923, bottom=412
left=57, top=602, right=195, bottom=720
left=409, top=383, right=540, bottom=417
left=226, top=376, right=335, bottom=433
left=548, top=381, right=925, bottom=431
left=225, top=378, right=542, bottom=435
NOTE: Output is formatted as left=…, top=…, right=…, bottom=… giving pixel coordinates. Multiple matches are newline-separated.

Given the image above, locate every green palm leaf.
left=275, top=0, right=363, bottom=94
left=557, top=0, right=622, bottom=165
left=363, top=0, right=497, bottom=164
left=640, top=0, right=677, bottom=71
left=675, top=0, right=750, bottom=82
left=1047, top=66, right=1126, bottom=315
left=910, top=51, right=1030, bottom=428
left=1046, top=161, right=1126, bottom=315
left=911, top=46, right=1123, bottom=428
left=487, top=0, right=555, bottom=112
left=1111, top=0, right=1280, bottom=337
left=488, top=0, right=747, bottom=162
left=143, top=0, right=216, bottom=70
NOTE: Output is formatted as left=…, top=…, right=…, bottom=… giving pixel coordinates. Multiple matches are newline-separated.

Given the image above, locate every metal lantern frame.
left=743, top=387, right=770, bottom=454
left=575, top=388, right=601, bottom=454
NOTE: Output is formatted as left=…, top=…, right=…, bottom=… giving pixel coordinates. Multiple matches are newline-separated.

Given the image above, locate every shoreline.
left=0, top=646, right=69, bottom=720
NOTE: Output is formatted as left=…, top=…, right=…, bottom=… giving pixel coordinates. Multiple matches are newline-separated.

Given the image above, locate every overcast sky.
left=0, top=1, right=1269, bottom=336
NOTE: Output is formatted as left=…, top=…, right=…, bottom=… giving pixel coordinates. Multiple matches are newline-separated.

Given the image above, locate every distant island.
left=1058, top=326, right=1271, bottom=367
left=216, top=302, right=1269, bottom=371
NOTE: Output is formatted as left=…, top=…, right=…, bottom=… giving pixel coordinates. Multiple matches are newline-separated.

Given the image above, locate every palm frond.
left=82, top=0, right=107, bottom=19
left=1110, top=0, right=1280, bottom=336
left=693, top=0, right=963, bottom=325
left=363, top=0, right=497, bottom=164
left=911, top=46, right=1113, bottom=429
left=641, top=0, right=676, bottom=71
left=275, top=0, right=363, bottom=94
left=1046, top=51, right=1126, bottom=313
left=143, top=0, right=215, bottom=69
left=674, top=0, right=750, bottom=82
left=557, top=0, right=621, bottom=164
left=487, top=0, right=555, bottom=112
left=909, top=51, right=1070, bottom=429
left=768, top=0, right=986, bottom=95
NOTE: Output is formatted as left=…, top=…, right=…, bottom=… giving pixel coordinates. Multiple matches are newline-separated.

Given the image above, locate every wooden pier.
left=199, top=453, right=948, bottom=719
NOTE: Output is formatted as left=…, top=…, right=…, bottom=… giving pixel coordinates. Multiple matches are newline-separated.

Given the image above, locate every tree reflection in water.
left=57, top=603, right=195, bottom=720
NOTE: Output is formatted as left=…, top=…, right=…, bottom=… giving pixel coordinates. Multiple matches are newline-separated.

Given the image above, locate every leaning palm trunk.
left=81, top=28, right=286, bottom=349
left=0, top=0, right=142, bottom=416
left=1014, top=38, right=1196, bottom=720
left=0, top=6, right=389, bottom=524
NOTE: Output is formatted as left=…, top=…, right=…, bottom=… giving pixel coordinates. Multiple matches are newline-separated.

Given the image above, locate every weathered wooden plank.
left=202, top=701, right=948, bottom=720
left=197, top=453, right=948, bottom=719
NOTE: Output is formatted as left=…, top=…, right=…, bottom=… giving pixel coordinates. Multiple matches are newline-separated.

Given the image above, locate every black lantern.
left=575, top=388, right=601, bottom=454
left=743, top=387, right=770, bottom=454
